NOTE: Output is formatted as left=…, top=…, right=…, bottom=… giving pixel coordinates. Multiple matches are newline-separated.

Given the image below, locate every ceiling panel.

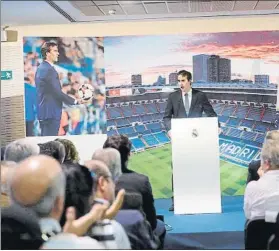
left=233, top=1, right=258, bottom=11
left=79, top=5, right=104, bottom=16
left=191, top=1, right=212, bottom=12
left=71, top=1, right=92, bottom=7
left=98, top=4, right=125, bottom=15
left=167, top=2, right=189, bottom=13
left=122, top=3, right=147, bottom=15
left=211, top=1, right=234, bottom=12
left=255, top=0, right=278, bottom=10
left=144, top=2, right=168, bottom=14
left=93, top=1, right=118, bottom=5
left=118, top=1, right=140, bottom=4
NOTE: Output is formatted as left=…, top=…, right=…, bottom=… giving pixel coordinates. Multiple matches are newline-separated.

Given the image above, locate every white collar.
left=182, top=88, right=192, bottom=96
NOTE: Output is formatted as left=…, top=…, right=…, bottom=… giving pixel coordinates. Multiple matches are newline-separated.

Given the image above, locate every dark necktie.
left=184, top=93, right=190, bottom=116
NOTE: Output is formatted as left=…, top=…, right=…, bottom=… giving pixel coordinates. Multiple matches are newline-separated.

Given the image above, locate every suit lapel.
left=176, top=90, right=184, bottom=117
left=189, top=89, right=198, bottom=116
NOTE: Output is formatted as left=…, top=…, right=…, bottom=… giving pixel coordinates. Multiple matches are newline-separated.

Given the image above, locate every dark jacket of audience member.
left=247, top=160, right=261, bottom=184
left=104, top=135, right=157, bottom=230
left=115, top=210, right=160, bottom=250
left=116, top=174, right=157, bottom=230
left=1, top=204, right=44, bottom=250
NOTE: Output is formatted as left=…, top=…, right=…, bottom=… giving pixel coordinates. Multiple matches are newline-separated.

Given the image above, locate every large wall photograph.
left=104, top=31, right=279, bottom=198
left=23, top=36, right=106, bottom=137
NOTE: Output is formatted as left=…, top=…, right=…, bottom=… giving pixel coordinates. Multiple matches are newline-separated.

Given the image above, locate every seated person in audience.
left=92, top=148, right=161, bottom=249
left=103, top=135, right=158, bottom=231
left=247, top=160, right=261, bottom=184
left=39, top=141, right=66, bottom=164
left=55, top=138, right=80, bottom=164
left=79, top=159, right=131, bottom=249
left=1, top=161, right=16, bottom=207
left=8, top=155, right=106, bottom=249
left=4, top=138, right=40, bottom=162
left=244, top=131, right=279, bottom=220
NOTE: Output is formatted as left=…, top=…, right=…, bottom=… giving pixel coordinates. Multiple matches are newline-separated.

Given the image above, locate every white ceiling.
left=1, top=0, right=279, bottom=26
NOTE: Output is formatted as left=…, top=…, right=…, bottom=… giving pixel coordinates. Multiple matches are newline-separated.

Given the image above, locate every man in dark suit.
left=163, top=70, right=219, bottom=211
left=35, top=41, right=80, bottom=136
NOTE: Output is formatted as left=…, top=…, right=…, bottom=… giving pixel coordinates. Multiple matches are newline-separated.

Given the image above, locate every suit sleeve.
left=142, top=177, right=157, bottom=230
left=202, top=93, right=220, bottom=127
left=41, top=68, right=76, bottom=106
left=163, top=93, right=173, bottom=132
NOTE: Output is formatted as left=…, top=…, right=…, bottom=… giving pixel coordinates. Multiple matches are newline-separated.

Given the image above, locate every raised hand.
left=104, top=189, right=125, bottom=219
left=63, top=203, right=109, bottom=236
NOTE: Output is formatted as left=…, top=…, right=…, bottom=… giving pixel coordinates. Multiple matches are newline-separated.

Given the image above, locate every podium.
left=171, top=117, right=221, bottom=215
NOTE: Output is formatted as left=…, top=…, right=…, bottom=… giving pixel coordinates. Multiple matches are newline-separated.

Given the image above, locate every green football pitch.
left=129, top=144, right=248, bottom=199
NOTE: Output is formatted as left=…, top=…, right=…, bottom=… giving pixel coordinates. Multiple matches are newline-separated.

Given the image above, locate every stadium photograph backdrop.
left=104, top=31, right=279, bottom=199
left=23, top=37, right=106, bottom=137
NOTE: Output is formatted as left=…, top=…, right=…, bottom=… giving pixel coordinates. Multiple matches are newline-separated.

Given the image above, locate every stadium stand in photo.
left=106, top=84, right=278, bottom=167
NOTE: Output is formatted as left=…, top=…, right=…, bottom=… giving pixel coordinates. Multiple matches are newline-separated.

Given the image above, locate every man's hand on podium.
left=218, top=128, right=222, bottom=135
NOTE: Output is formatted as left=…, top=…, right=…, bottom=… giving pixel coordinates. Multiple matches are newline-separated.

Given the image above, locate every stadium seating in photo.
left=106, top=91, right=277, bottom=168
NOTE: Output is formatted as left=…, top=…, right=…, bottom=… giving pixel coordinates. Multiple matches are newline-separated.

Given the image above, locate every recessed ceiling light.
left=108, top=9, right=116, bottom=15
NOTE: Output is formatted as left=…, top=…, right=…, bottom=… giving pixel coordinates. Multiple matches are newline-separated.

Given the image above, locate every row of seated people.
left=1, top=136, right=166, bottom=250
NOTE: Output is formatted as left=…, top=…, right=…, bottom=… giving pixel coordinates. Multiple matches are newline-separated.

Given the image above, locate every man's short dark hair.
left=41, top=40, right=57, bottom=60
left=60, top=163, right=93, bottom=227
left=103, top=135, right=132, bottom=173
left=178, top=70, right=192, bottom=81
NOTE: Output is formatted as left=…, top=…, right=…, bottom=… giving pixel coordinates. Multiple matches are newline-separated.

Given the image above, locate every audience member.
left=92, top=148, right=160, bottom=249
left=4, top=138, right=40, bottom=162
left=9, top=155, right=105, bottom=249
left=92, top=148, right=122, bottom=182
left=103, top=135, right=158, bottom=231
left=55, top=138, right=80, bottom=164
left=85, top=160, right=131, bottom=249
left=1, top=161, right=16, bottom=207
left=244, top=130, right=279, bottom=220
left=39, top=141, right=66, bottom=164
left=103, top=135, right=132, bottom=173
left=247, top=160, right=261, bottom=184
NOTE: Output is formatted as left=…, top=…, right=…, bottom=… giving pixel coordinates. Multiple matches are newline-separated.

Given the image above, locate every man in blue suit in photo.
left=35, top=41, right=80, bottom=136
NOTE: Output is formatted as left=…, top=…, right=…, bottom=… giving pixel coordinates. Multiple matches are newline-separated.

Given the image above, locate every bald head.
left=9, top=155, right=65, bottom=218
left=92, top=148, right=122, bottom=181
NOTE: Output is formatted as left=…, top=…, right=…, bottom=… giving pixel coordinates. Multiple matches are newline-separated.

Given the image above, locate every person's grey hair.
left=87, top=160, right=111, bottom=193
left=261, top=130, right=279, bottom=170
left=9, top=171, right=66, bottom=218
left=4, top=139, right=40, bottom=163
left=92, top=148, right=122, bottom=181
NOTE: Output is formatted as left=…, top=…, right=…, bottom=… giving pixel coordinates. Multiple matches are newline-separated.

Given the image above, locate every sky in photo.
left=104, top=31, right=279, bottom=86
